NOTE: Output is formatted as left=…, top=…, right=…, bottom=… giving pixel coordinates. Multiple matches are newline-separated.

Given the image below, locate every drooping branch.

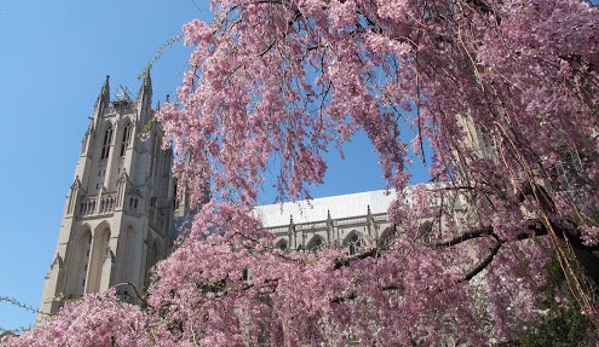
left=463, top=236, right=502, bottom=281
left=0, top=296, right=42, bottom=315
left=330, top=216, right=598, bottom=287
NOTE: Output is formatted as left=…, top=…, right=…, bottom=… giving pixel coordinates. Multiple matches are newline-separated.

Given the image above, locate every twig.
left=114, top=282, right=149, bottom=308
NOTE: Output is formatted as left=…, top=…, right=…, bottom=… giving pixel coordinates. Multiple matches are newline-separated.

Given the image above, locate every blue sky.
left=0, top=0, right=427, bottom=332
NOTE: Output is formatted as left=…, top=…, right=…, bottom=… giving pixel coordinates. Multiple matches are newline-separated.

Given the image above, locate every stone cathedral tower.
left=39, top=73, right=175, bottom=317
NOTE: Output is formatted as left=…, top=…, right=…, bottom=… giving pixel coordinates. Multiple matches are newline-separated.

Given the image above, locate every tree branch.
left=433, top=226, right=495, bottom=247
left=463, top=235, right=502, bottom=280
left=333, top=248, right=378, bottom=269
left=114, top=282, right=149, bottom=307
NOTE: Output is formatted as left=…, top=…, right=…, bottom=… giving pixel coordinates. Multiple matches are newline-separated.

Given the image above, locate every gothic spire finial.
left=143, top=69, right=151, bottom=89
left=138, top=69, right=152, bottom=99
left=137, top=70, right=153, bottom=125
left=94, top=75, right=111, bottom=113
left=102, top=75, right=110, bottom=98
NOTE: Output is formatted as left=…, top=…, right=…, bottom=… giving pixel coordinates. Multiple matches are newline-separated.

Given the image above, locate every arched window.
left=378, top=226, right=396, bottom=247
left=87, top=227, right=111, bottom=293
left=346, top=232, right=363, bottom=255
left=275, top=239, right=288, bottom=251
left=100, top=125, right=113, bottom=160
left=120, top=122, right=132, bottom=156
left=72, top=229, right=92, bottom=297
left=306, top=236, right=324, bottom=252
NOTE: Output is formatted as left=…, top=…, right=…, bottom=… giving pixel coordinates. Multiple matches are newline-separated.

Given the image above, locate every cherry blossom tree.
left=5, top=0, right=599, bottom=345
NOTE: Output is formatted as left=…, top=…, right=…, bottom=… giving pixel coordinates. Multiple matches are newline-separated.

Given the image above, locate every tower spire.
left=137, top=69, right=153, bottom=125
left=94, top=75, right=111, bottom=114
left=138, top=69, right=152, bottom=100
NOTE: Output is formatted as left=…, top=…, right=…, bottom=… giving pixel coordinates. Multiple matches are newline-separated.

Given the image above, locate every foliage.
left=507, top=253, right=595, bottom=346
left=6, top=0, right=599, bottom=345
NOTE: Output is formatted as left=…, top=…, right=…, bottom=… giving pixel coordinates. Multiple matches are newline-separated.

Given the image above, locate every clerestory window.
left=348, top=233, right=362, bottom=255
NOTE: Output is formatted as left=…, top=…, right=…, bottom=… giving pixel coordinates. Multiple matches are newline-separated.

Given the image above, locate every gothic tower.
left=39, top=73, right=175, bottom=317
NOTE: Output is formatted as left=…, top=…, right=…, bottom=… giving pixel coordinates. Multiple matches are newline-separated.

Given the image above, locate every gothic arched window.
left=120, top=122, right=132, bottom=156
left=100, top=125, right=113, bottom=160
left=346, top=232, right=363, bottom=255
left=306, top=236, right=324, bottom=252
left=86, top=226, right=111, bottom=293
left=378, top=225, right=396, bottom=247
left=72, top=228, right=92, bottom=297
left=275, top=239, right=288, bottom=251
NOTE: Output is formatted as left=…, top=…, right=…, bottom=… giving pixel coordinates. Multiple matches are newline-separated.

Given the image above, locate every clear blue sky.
left=0, top=0, right=428, bottom=332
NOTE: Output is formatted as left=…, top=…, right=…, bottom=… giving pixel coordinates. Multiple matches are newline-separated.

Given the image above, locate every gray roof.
left=253, top=190, right=397, bottom=227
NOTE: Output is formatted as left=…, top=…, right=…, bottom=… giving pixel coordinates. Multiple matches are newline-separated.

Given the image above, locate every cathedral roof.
left=253, top=190, right=397, bottom=228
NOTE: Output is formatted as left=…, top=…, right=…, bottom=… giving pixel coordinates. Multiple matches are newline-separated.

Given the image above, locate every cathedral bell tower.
left=39, top=73, right=175, bottom=317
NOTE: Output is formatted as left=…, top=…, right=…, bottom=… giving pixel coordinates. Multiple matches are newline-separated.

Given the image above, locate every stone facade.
left=254, top=188, right=468, bottom=255
left=39, top=74, right=175, bottom=318
left=254, top=191, right=398, bottom=253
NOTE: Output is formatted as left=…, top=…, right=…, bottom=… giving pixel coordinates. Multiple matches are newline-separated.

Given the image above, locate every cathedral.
left=39, top=74, right=175, bottom=316
left=39, top=75, right=462, bottom=318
